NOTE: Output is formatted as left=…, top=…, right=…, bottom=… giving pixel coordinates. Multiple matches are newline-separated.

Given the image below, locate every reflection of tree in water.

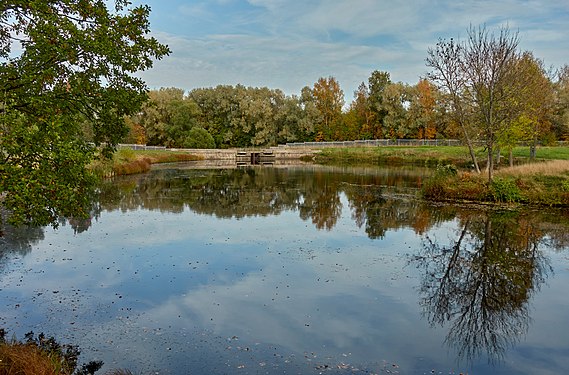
left=4, top=167, right=569, bottom=258
left=0, top=224, right=45, bottom=263
left=298, top=172, right=343, bottom=230
left=344, top=184, right=455, bottom=239
left=412, top=211, right=551, bottom=363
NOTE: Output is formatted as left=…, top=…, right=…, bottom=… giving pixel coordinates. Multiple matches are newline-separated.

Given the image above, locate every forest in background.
left=125, top=61, right=569, bottom=151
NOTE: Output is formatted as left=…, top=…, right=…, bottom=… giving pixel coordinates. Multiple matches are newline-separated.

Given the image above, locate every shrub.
left=183, top=127, right=216, bottom=149
left=490, top=177, right=524, bottom=203
left=421, top=164, right=457, bottom=200
left=434, top=163, right=458, bottom=177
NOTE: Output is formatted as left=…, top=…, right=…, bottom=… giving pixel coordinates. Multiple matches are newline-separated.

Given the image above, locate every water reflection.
left=412, top=211, right=552, bottom=363
left=1, top=164, right=568, bottom=374
left=94, top=165, right=434, bottom=236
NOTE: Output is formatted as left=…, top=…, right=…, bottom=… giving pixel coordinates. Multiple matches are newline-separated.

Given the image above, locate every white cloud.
left=136, top=0, right=568, bottom=103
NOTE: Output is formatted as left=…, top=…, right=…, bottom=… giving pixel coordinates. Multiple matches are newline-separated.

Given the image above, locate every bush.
left=490, top=177, right=524, bottom=203
left=183, top=127, right=216, bottom=149
left=421, top=164, right=458, bottom=200
left=434, top=163, right=458, bottom=178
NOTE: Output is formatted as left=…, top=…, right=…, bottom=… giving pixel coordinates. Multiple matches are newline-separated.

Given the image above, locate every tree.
left=427, top=25, right=522, bottom=180
left=552, top=65, right=569, bottom=141
left=427, top=36, right=481, bottom=173
left=382, top=82, right=412, bottom=138
left=347, top=82, right=376, bottom=139
left=498, top=52, right=554, bottom=164
left=133, top=87, right=201, bottom=147
left=0, top=1, right=170, bottom=226
left=462, top=25, right=520, bottom=180
left=312, top=76, right=344, bottom=141
left=411, top=79, right=438, bottom=139
left=183, top=127, right=216, bottom=149
left=367, top=70, right=392, bottom=138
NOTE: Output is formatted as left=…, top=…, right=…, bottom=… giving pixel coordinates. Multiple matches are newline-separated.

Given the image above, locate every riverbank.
left=98, top=145, right=569, bottom=207
left=422, top=160, right=569, bottom=207
left=310, top=146, right=569, bottom=207
left=90, top=148, right=203, bottom=177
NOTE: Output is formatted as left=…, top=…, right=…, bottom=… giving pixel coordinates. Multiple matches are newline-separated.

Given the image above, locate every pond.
left=1, top=163, right=568, bottom=374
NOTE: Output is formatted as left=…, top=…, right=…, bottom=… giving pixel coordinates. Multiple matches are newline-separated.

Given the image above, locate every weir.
left=236, top=150, right=276, bottom=165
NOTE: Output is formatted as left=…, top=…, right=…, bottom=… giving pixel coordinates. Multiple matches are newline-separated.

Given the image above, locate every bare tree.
left=427, top=37, right=481, bottom=173
left=427, top=25, right=521, bottom=181
left=463, top=25, right=520, bottom=181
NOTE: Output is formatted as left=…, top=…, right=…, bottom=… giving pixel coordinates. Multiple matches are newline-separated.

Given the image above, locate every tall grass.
left=0, top=343, right=60, bottom=375
left=497, top=160, right=569, bottom=177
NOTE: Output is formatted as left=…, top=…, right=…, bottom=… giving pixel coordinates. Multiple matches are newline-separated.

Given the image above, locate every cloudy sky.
left=133, top=0, right=569, bottom=102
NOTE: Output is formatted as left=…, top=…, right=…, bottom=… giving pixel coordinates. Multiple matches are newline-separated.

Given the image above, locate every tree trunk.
left=509, top=148, right=514, bottom=167
left=529, top=136, right=538, bottom=160
left=495, top=146, right=501, bottom=167
left=462, top=127, right=480, bottom=173
left=487, top=143, right=494, bottom=182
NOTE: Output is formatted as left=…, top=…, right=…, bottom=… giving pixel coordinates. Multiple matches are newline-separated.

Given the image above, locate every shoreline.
left=104, top=145, right=569, bottom=207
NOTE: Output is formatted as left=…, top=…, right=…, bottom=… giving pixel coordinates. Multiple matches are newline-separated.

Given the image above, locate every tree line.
left=127, top=27, right=569, bottom=173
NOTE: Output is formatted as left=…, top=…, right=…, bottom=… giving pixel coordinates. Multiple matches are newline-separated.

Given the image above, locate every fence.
left=117, top=139, right=569, bottom=151
left=284, top=139, right=462, bottom=148
left=117, top=144, right=166, bottom=151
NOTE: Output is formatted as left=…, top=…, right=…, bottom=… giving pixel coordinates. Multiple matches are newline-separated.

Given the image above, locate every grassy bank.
left=312, top=145, right=569, bottom=207
left=90, top=148, right=202, bottom=177
left=422, top=160, right=569, bottom=207
left=313, top=145, right=569, bottom=167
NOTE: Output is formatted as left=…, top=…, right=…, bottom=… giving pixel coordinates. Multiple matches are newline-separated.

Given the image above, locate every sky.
left=132, top=0, right=569, bottom=103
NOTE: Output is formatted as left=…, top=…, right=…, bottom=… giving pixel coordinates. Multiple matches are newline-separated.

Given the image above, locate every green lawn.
left=314, top=145, right=569, bottom=166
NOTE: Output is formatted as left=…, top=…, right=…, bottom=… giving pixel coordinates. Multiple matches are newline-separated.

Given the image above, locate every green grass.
left=511, top=146, right=569, bottom=160
left=313, top=145, right=569, bottom=167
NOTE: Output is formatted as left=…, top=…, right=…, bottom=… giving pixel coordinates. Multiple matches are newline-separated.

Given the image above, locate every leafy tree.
left=312, top=76, right=344, bottom=141
left=297, top=86, right=320, bottom=140
left=382, top=82, right=412, bottom=138
left=410, top=79, right=438, bottom=139
left=188, top=85, right=236, bottom=148
left=0, top=0, right=170, bottom=226
left=498, top=52, right=555, bottom=163
left=132, top=87, right=201, bottom=147
left=347, top=82, right=377, bottom=139
left=124, top=116, right=147, bottom=144
left=183, top=127, right=216, bottom=149
left=275, top=95, right=308, bottom=143
left=367, top=70, right=392, bottom=137
left=552, top=65, right=569, bottom=141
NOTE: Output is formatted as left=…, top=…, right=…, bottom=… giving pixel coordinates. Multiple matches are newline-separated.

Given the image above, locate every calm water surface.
left=1, top=163, right=568, bottom=374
